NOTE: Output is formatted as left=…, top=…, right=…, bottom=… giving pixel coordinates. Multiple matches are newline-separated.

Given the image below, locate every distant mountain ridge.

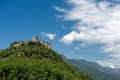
left=61, top=54, right=120, bottom=80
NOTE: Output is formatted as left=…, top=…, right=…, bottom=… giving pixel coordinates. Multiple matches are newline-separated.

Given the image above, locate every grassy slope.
left=0, top=41, right=94, bottom=80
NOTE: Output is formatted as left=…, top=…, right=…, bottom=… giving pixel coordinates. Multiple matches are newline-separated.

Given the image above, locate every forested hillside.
left=0, top=41, right=93, bottom=80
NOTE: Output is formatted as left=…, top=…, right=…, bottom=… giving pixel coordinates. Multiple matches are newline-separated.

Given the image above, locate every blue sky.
left=1, top=0, right=120, bottom=68
left=0, top=0, right=71, bottom=57
left=0, top=0, right=63, bottom=47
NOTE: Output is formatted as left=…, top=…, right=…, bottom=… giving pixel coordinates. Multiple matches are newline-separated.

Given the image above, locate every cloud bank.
left=55, top=0, right=120, bottom=68
left=41, top=32, right=56, bottom=40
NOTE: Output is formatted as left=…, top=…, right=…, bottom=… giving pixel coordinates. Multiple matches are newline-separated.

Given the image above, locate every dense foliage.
left=0, top=41, right=93, bottom=80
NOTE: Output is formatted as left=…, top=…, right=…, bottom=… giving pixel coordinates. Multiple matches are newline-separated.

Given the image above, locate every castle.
left=12, top=36, right=51, bottom=49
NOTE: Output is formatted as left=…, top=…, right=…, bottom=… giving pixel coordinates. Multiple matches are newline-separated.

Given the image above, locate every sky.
left=1, top=0, right=120, bottom=68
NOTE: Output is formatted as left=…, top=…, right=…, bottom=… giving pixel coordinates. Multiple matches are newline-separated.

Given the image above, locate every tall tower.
left=19, top=40, right=24, bottom=44
left=32, top=36, right=39, bottom=42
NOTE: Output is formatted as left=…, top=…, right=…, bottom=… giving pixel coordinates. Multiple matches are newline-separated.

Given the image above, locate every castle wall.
left=12, top=40, right=24, bottom=46
left=40, top=41, right=51, bottom=49
left=47, top=43, right=51, bottom=49
left=12, top=36, right=51, bottom=49
left=12, top=43, right=21, bottom=46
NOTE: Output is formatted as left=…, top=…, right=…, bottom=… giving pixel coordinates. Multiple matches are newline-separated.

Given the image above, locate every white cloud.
left=60, top=31, right=79, bottom=45
left=56, top=0, right=120, bottom=68
left=41, top=32, right=56, bottom=40
left=54, top=6, right=66, bottom=12
left=97, top=58, right=120, bottom=68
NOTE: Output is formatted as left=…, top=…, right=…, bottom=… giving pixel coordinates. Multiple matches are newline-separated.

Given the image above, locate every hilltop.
left=11, top=36, right=51, bottom=49
left=0, top=38, right=93, bottom=80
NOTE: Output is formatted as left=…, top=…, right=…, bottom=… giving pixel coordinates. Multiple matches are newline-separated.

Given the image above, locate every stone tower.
left=19, top=40, right=24, bottom=44
left=32, top=36, right=39, bottom=42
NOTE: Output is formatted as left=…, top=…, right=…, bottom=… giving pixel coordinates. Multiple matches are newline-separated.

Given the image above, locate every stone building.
left=12, top=36, right=51, bottom=49
left=40, top=41, right=51, bottom=49
left=12, top=40, right=24, bottom=46
left=32, top=36, right=38, bottom=43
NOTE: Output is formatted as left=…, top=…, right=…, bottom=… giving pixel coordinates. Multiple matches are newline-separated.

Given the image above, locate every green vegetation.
left=0, top=41, right=93, bottom=80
